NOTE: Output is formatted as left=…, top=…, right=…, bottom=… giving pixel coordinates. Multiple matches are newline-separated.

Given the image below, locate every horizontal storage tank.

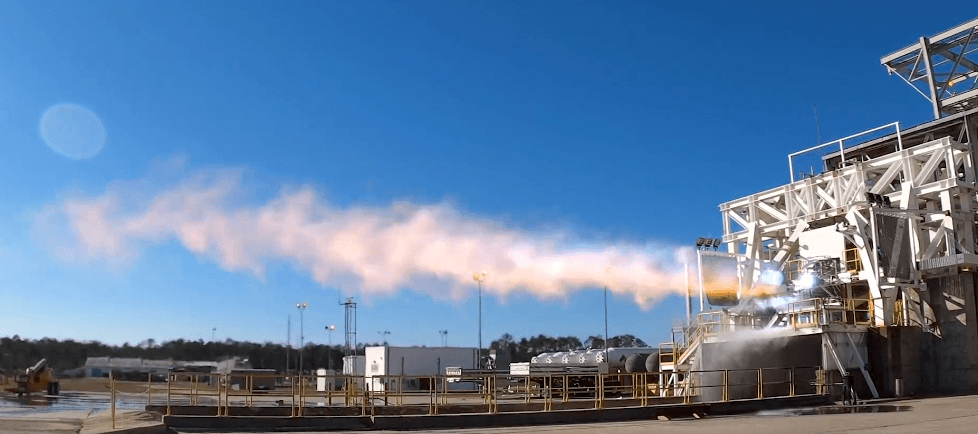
left=578, top=349, right=600, bottom=364
left=645, top=351, right=660, bottom=373
left=594, top=348, right=658, bottom=369
left=561, top=351, right=580, bottom=364
left=624, top=353, right=648, bottom=373
left=545, top=352, right=565, bottom=364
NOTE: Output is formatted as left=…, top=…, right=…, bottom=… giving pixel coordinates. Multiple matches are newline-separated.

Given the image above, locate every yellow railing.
left=785, top=259, right=804, bottom=282
left=785, top=250, right=863, bottom=281
left=672, top=297, right=873, bottom=340
left=160, top=366, right=827, bottom=417
left=843, top=248, right=863, bottom=273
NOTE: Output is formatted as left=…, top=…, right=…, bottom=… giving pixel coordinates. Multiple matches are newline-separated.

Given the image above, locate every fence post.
left=110, top=372, right=116, bottom=430
left=562, top=374, right=569, bottom=403
left=642, top=372, right=648, bottom=406
left=723, top=369, right=730, bottom=402
left=216, top=374, right=221, bottom=417
left=758, top=368, right=764, bottom=399
left=481, top=374, right=488, bottom=405
left=425, top=378, right=430, bottom=415
left=364, top=384, right=370, bottom=416
left=166, top=373, right=171, bottom=416
left=396, top=375, right=402, bottom=407
left=490, top=374, right=497, bottom=414
left=683, top=370, right=691, bottom=404
left=789, top=368, right=795, bottom=397
left=595, top=374, right=604, bottom=409
left=433, top=375, right=439, bottom=415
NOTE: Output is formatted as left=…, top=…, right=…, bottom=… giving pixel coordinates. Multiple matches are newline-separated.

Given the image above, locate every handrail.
left=788, top=122, right=903, bottom=182
left=160, top=366, right=828, bottom=417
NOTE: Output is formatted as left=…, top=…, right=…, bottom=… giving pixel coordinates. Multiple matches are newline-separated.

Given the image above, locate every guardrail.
left=788, top=121, right=903, bottom=182
left=159, top=366, right=828, bottom=417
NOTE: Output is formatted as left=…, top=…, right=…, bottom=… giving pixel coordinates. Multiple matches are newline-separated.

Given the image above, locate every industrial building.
left=83, top=356, right=249, bottom=379
left=364, top=346, right=478, bottom=391
left=661, top=17, right=978, bottom=401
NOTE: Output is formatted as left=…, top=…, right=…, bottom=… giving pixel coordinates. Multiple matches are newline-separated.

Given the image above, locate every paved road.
left=175, top=395, right=978, bottom=434
left=3, top=394, right=977, bottom=433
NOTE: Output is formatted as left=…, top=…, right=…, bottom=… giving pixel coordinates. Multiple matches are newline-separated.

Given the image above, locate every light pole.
left=296, top=302, right=307, bottom=374
left=378, top=331, right=390, bottom=345
left=438, top=330, right=448, bottom=347
left=473, top=271, right=487, bottom=365
left=287, top=315, right=291, bottom=374
left=212, top=327, right=216, bottom=342
left=326, top=325, right=335, bottom=370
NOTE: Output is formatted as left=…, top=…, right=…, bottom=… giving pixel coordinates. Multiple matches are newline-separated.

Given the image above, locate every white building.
left=364, top=346, right=478, bottom=391
left=83, top=356, right=249, bottom=378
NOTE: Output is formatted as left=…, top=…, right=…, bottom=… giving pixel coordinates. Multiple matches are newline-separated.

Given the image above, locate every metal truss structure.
left=882, top=18, right=978, bottom=119
left=720, top=120, right=978, bottom=328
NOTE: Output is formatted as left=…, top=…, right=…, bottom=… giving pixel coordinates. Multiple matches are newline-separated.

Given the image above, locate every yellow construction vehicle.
left=4, top=359, right=59, bottom=396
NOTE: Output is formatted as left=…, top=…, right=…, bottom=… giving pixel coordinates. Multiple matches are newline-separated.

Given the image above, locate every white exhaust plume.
left=33, top=160, right=694, bottom=306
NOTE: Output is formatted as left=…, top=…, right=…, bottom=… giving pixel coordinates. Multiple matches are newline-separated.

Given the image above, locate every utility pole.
left=685, top=261, right=692, bottom=326
left=326, top=325, right=335, bottom=370
left=287, top=315, right=291, bottom=374
left=473, top=271, right=487, bottom=366
left=297, top=302, right=308, bottom=374
left=604, top=286, right=610, bottom=360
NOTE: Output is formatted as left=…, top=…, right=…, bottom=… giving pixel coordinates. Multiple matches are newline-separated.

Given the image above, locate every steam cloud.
left=33, top=160, right=692, bottom=306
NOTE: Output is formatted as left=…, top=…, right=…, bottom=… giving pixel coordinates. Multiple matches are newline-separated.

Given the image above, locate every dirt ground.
left=59, top=377, right=190, bottom=394
left=0, top=409, right=162, bottom=434
left=79, top=410, right=162, bottom=434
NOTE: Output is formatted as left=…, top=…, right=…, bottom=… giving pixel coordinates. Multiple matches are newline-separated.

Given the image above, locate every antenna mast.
left=814, top=104, right=823, bottom=145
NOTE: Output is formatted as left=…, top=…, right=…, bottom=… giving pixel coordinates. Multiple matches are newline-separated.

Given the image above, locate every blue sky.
left=0, top=1, right=952, bottom=350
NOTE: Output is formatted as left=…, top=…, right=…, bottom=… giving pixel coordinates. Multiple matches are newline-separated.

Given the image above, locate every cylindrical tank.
left=624, top=353, right=648, bottom=373
left=546, top=352, right=565, bottom=364
left=645, top=351, right=660, bottom=373
left=561, top=351, right=579, bottom=364
left=595, top=348, right=657, bottom=369
left=530, top=353, right=550, bottom=364
left=578, top=349, right=599, bottom=364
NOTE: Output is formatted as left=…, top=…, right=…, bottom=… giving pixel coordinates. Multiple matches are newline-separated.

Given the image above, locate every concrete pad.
left=80, top=410, right=164, bottom=434
left=0, top=409, right=164, bottom=434
left=168, top=394, right=978, bottom=434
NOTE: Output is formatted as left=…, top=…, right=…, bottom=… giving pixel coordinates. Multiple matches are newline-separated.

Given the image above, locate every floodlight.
left=696, top=238, right=706, bottom=247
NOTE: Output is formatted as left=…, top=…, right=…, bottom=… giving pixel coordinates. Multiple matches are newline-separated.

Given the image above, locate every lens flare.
left=39, top=103, right=107, bottom=160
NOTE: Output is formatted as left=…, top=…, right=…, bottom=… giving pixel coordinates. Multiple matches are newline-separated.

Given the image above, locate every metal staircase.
left=657, top=321, right=705, bottom=398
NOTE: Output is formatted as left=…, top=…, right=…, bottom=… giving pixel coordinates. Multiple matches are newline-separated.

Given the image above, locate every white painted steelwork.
left=721, top=135, right=977, bottom=327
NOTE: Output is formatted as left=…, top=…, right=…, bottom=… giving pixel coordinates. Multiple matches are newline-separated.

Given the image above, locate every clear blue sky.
left=0, top=0, right=951, bottom=350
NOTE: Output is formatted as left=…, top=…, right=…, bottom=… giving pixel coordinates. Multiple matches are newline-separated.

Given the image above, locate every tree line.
left=1, top=332, right=649, bottom=374
left=0, top=335, right=349, bottom=375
